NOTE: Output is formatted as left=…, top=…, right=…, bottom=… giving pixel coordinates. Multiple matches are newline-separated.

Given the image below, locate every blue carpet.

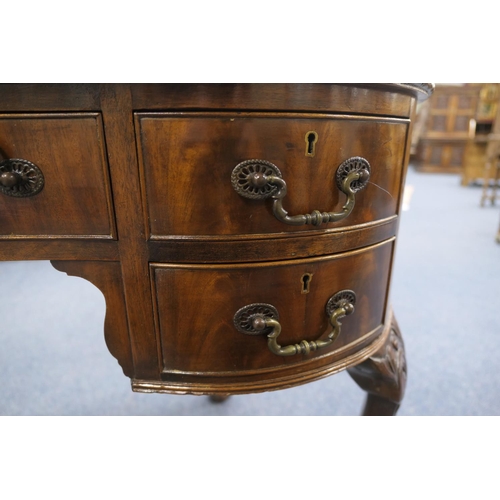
left=1, top=167, right=499, bottom=415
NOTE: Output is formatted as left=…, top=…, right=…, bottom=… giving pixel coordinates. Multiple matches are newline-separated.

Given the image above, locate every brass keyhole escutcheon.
left=301, top=273, right=313, bottom=294
left=305, top=131, right=318, bottom=157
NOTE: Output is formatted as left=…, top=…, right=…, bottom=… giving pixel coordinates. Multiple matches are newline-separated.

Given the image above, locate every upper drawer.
left=136, top=112, right=409, bottom=239
left=0, top=114, right=115, bottom=238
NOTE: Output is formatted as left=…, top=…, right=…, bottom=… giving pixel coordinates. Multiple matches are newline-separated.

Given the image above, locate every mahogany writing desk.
left=0, top=84, right=432, bottom=415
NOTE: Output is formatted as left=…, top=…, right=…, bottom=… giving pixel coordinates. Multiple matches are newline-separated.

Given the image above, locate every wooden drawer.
left=136, top=113, right=409, bottom=239
left=0, top=114, right=115, bottom=238
left=151, top=238, right=394, bottom=382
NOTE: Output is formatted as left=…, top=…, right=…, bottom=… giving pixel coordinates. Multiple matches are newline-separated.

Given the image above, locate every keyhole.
left=301, top=273, right=313, bottom=294
left=305, top=131, right=318, bottom=157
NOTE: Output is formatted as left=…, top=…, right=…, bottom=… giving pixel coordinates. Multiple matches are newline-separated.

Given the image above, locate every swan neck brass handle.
left=231, top=157, right=370, bottom=226
left=233, top=290, right=356, bottom=357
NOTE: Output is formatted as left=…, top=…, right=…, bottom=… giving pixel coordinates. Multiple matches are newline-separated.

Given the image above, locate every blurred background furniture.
left=478, top=94, right=500, bottom=205
left=464, top=84, right=500, bottom=187
left=412, top=83, right=500, bottom=193
left=415, top=84, right=480, bottom=175
left=479, top=136, right=500, bottom=206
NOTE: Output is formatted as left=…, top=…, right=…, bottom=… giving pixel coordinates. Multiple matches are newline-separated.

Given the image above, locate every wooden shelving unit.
left=463, top=84, right=500, bottom=187
left=415, top=84, right=480, bottom=175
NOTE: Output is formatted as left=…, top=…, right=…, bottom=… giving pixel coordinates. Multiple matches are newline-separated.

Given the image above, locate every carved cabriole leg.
left=347, top=312, right=407, bottom=416
left=51, top=260, right=134, bottom=379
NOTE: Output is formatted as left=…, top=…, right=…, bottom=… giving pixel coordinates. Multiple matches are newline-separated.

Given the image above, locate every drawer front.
left=152, top=239, right=394, bottom=377
left=137, top=113, right=408, bottom=239
left=0, top=114, right=115, bottom=238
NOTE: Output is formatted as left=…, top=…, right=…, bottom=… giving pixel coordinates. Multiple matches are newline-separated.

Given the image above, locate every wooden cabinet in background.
left=415, top=84, right=480, bottom=174
left=462, top=84, right=500, bottom=186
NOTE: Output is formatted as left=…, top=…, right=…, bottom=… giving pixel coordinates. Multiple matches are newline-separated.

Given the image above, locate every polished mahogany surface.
left=0, top=84, right=432, bottom=414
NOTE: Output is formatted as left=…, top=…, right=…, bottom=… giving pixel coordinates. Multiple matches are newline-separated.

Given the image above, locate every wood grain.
left=132, top=321, right=391, bottom=396
left=136, top=112, right=409, bottom=238
left=0, top=84, right=101, bottom=112
left=51, top=260, right=133, bottom=378
left=0, top=239, right=119, bottom=261
left=147, top=216, right=398, bottom=263
left=0, top=84, right=425, bottom=413
left=152, top=238, right=394, bottom=376
left=131, top=84, right=414, bottom=118
left=99, top=85, right=159, bottom=380
left=348, top=311, right=406, bottom=416
left=0, top=113, right=115, bottom=237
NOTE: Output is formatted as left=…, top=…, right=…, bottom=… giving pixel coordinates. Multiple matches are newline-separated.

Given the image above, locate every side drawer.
left=151, top=238, right=394, bottom=380
left=136, top=112, right=409, bottom=239
left=0, top=113, right=115, bottom=238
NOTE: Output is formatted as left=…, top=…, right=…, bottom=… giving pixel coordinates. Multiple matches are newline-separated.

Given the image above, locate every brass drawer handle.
left=231, top=157, right=370, bottom=226
left=233, top=290, right=356, bottom=356
left=0, top=156, right=45, bottom=198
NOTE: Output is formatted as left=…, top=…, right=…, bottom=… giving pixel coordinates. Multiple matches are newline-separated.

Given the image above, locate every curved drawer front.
left=136, top=113, right=409, bottom=239
left=0, top=114, right=115, bottom=238
left=152, top=238, right=394, bottom=378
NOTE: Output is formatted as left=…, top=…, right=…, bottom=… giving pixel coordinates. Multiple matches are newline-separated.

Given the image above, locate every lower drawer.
left=151, top=238, right=394, bottom=382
